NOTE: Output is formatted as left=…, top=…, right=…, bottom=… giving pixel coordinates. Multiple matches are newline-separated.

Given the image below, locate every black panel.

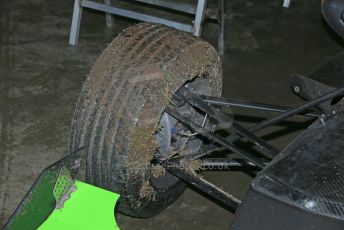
left=252, top=106, right=344, bottom=220
left=231, top=189, right=344, bottom=230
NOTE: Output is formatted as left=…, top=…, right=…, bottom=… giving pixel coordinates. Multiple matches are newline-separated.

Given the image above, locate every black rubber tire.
left=69, top=23, right=223, bottom=218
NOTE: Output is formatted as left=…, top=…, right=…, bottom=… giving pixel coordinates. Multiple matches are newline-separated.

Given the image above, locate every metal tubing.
left=283, top=0, right=291, bottom=8
left=166, top=160, right=240, bottom=210
left=179, top=89, right=279, bottom=157
left=193, top=0, right=207, bottom=36
left=165, top=108, right=267, bottom=168
left=69, top=0, right=83, bottom=45
left=81, top=1, right=193, bottom=32
left=218, top=0, right=224, bottom=55
left=246, top=86, right=344, bottom=133
left=185, top=144, right=220, bottom=160
left=104, top=0, right=114, bottom=27
left=221, top=86, right=344, bottom=145
left=203, top=96, right=320, bottom=117
left=134, top=0, right=197, bottom=14
left=200, top=158, right=256, bottom=168
left=169, top=87, right=344, bottom=161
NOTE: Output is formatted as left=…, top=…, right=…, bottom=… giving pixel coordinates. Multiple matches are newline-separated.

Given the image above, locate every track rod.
left=179, top=88, right=280, bottom=158
left=165, top=159, right=241, bottom=211
left=202, top=96, right=320, bottom=117
left=165, top=107, right=267, bottom=168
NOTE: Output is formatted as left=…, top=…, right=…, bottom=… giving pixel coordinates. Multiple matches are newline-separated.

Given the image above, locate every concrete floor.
left=0, top=0, right=343, bottom=229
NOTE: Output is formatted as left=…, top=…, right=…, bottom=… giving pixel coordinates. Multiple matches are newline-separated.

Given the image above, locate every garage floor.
left=0, top=0, right=343, bottom=229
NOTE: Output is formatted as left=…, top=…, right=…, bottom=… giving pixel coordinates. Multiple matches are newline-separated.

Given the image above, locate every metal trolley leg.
left=69, top=0, right=224, bottom=53
left=283, top=0, right=291, bottom=8
left=104, top=0, right=114, bottom=27
left=193, top=0, right=207, bottom=36
left=218, top=0, right=225, bottom=55
left=69, top=0, right=83, bottom=46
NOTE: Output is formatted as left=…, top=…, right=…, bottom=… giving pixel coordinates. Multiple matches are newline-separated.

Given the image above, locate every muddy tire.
left=69, top=23, right=222, bottom=217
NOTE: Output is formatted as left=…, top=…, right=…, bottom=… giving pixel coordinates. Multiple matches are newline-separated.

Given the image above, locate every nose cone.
left=322, top=0, right=344, bottom=39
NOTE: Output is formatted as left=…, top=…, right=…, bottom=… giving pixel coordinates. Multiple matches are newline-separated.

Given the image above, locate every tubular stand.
left=69, top=0, right=225, bottom=54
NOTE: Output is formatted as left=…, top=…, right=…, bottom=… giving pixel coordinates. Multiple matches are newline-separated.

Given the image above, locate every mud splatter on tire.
left=69, top=23, right=222, bottom=217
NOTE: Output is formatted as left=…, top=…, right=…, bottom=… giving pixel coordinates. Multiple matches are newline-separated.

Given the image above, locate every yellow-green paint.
left=39, top=181, right=120, bottom=230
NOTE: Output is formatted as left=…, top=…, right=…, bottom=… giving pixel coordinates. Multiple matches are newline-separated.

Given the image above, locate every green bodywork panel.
left=4, top=158, right=65, bottom=229
left=39, top=181, right=120, bottom=230
left=3, top=153, right=120, bottom=230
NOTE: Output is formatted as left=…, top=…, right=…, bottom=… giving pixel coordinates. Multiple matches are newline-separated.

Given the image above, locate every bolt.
left=294, top=86, right=300, bottom=93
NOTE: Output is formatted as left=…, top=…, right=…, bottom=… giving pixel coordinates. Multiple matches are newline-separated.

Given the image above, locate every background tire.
left=69, top=23, right=223, bottom=217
